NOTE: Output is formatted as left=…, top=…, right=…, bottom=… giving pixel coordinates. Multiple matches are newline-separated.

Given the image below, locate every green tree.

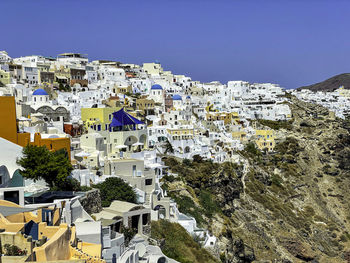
left=92, top=177, right=136, bottom=207
left=17, top=145, right=73, bottom=189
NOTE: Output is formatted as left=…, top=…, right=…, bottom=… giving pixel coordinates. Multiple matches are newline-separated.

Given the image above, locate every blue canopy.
left=110, top=108, right=144, bottom=127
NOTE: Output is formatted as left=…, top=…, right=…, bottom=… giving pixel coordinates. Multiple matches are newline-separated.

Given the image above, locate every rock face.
left=79, top=189, right=102, bottom=214
left=300, top=73, right=350, bottom=92
left=164, top=96, right=350, bottom=262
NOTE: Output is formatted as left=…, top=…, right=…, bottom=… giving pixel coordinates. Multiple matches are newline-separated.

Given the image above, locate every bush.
left=93, top=177, right=136, bottom=207
left=257, top=119, right=293, bottom=130
left=192, top=154, right=204, bottom=163
left=3, top=244, right=27, bottom=256
left=182, top=159, right=191, bottom=166
left=121, top=225, right=137, bottom=247
left=244, top=142, right=262, bottom=157
left=271, top=174, right=283, bottom=187
left=80, top=185, right=93, bottom=192
left=199, top=190, right=221, bottom=218
left=51, top=177, right=81, bottom=191
left=162, top=174, right=177, bottom=183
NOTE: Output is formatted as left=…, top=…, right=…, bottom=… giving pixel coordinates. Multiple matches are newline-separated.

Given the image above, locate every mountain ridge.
left=300, top=73, right=350, bottom=92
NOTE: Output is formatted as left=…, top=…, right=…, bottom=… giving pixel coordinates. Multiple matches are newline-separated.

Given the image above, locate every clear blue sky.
left=2, top=0, right=350, bottom=88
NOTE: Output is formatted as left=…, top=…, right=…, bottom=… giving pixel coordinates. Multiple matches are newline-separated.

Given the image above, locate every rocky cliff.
left=162, top=95, right=350, bottom=262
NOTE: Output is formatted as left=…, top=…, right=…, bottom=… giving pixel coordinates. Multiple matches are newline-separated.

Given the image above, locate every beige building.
left=93, top=200, right=151, bottom=235
left=142, top=63, right=163, bottom=76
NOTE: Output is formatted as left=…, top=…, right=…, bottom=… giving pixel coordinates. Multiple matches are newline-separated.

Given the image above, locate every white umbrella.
left=132, top=142, right=144, bottom=146
left=115, top=145, right=128, bottom=149
left=75, top=151, right=91, bottom=158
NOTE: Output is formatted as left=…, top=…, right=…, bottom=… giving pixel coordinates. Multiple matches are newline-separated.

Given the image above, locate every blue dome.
left=151, top=84, right=163, bottom=90
left=186, top=95, right=191, bottom=99
left=33, top=89, right=48, bottom=96
left=172, top=94, right=182, bottom=100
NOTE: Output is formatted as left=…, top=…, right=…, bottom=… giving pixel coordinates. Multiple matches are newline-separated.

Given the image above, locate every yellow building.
left=115, top=85, right=132, bottom=94
left=136, top=98, right=155, bottom=115
left=51, top=65, right=71, bottom=85
left=0, top=69, right=11, bottom=85
left=206, top=112, right=239, bottom=125
left=231, top=131, right=247, bottom=141
left=255, top=129, right=275, bottom=152
left=167, top=128, right=194, bottom=140
left=81, top=107, right=122, bottom=131
left=0, top=96, right=71, bottom=158
left=0, top=200, right=105, bottom=263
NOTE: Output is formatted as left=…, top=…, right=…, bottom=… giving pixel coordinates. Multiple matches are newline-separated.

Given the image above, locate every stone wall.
left=79, top=189, right=102, bottom=214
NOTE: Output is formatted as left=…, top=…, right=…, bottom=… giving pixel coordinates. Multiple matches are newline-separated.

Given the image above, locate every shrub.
left=271, top=174, right=283, bottom=187
left=51, top=177, right=81, bottom=191
left=199, top=190, right=221, bottom=218
left=121, top=225, right=137, bottom=247
left=257, top=119, right=293, bottom=130
left=244, top=142, right=262, bottom=157
left=3, top=244, right=27, bottom=256
left=182, top=159, right=192, bottom=166
left=162, top=174, right=177, bottom=183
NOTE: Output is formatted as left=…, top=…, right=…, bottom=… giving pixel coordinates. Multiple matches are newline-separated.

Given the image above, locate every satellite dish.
left=135, top=243, right=146, bottom=257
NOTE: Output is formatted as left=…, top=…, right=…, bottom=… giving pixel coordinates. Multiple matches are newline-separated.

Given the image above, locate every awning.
left=110, top=108, right=144, bottom=127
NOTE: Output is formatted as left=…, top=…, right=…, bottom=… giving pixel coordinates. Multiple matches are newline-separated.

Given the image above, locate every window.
left=4, top=191, right=19, bottom=205
left=145, top=179, right=153, bottom=185
left=132, top=165, right=136, bottom=177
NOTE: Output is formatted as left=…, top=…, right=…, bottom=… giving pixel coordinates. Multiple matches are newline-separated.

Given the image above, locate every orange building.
left=0, top=96, right=71, bottom=158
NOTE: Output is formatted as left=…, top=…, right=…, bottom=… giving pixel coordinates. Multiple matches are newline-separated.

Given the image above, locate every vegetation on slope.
left=162, top=96, right=350, bottom=262
left=163, top=156, right=242, bottom=226
left=151, top=220, right=218, bottom=263
left=256, top=119, right=293, bottom=130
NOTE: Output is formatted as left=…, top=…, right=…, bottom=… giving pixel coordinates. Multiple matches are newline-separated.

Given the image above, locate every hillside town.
left=0, top=50, right=349, bottom=263
left=292, top=87, right=350, bottom=119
